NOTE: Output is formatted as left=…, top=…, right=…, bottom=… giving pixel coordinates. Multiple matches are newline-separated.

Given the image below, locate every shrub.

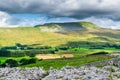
left=114, top=74, right=120, bottom=78
left=20, top=58, right=38, bottom=65
left=19, top=58, right=29, bottom=65
left=4, top=59, right=18, bottom=67
left=91, top=51, right=109, bottom=55
left=39, top=59, right=43, bottom=61
left=0, top=49, right=11, bottom=57
left=15, top=43, right=22, bottom=47
left=28, top=58, right=38, bottom=64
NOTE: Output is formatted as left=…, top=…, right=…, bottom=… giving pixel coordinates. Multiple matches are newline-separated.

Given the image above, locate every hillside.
left=0, top=21, right=120, bottom=47
left=35, top=22, right=100, bottom=32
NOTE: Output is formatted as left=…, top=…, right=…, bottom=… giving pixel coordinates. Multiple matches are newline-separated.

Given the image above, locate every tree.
left=15, top=43, right=22, bottom=47
left=0, top=49, right=10, bottom=57
left=20, top=58, right=38, bottom=65
left=92, top=51, right=109, bottom=55
left=0, top=60, right=1, bottom=65
left=28, top=58, right=37, bottom=64
left=4, top=59, right=18, bottom=67
left=19, top=58, right=29, bottom=65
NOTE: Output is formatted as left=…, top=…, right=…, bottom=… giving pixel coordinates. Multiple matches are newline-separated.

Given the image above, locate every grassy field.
left=21, top=55, right=111, bottom=70
left=0, top=27, right=95, bottom=47
left=0, top=47, right=116, bottom=70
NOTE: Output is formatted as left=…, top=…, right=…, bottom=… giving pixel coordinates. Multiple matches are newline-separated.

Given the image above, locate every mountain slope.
left=35, top=22, right=100, bottom=32
left=0, top=22, right=120, bottom=47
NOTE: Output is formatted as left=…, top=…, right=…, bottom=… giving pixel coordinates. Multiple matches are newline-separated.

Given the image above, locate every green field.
left=21, top=55, right=111, bottom=70
left=0, top=47, right=118, bottom=69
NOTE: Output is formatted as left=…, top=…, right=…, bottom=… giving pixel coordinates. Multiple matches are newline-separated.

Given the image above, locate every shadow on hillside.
left=58, top=41, right=120, bottom=49
left=0, top=43, right=49, bottom=51
left=90, top=31, right=120, bottom=39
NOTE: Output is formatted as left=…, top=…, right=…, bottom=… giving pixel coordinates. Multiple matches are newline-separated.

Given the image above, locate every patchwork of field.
left=35, top=54, right=73, bottom=59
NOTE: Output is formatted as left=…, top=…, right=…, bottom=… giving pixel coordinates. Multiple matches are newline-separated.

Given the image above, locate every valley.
left=0, top=22, right=120, bottom=70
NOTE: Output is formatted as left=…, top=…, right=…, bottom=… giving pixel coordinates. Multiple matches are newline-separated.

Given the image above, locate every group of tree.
left=0, top=58, right=40, bottom=67
left=1, top=41, right=120, bottom=58
left=0, top=43, right=52, bottom=50
left=60, top=41, right=120, bottom=49
left=0, top=49, right=55, bottom=57
left=89, top=51, right=109, bottom=56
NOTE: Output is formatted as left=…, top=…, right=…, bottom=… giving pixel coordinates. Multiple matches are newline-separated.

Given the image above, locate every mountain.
left=0, top=21, right=120, bottom=47
left=35, top=22, right=100, bottom=32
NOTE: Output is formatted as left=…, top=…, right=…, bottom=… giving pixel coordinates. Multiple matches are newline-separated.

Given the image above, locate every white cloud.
left=0, top=11, right=47, bottom=27
left=0, top=11, right=14, bottom=27
left=0, top=10, right=120, bottom=29
left=0, top=0, right=120, bottom=19
left=82, top=17, right=120, bottom=29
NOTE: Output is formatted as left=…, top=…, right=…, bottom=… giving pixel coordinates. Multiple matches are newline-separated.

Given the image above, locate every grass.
left=21, top=55, right=111, bottom=70
left=114, top=74, right=120, bottom=78
left=0, top=27, right=95, bottom=47
left=80, top=22, right=100, bottom=29
left=58, top=48, right=120, bottom=57
left=96, top=65, right=105, bottom=68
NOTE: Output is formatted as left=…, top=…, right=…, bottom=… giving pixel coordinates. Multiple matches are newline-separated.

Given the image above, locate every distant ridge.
left=34, top=22, right=100, bottom=32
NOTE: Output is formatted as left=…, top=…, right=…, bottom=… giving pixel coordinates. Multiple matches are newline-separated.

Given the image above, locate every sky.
left=0, top=0, right=120, bottom=29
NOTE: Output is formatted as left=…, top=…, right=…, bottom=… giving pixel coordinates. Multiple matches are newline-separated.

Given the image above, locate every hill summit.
left=35, top=22, right=100, bottom=32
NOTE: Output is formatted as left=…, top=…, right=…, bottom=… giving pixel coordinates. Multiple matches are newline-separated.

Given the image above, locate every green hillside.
left=35, top=22, right=100, bottom=31
left=0, top=22, right=120, bottom=47
left=0, top=21, right=120, bottom=69
left=80, top=22, right=100, bottom=29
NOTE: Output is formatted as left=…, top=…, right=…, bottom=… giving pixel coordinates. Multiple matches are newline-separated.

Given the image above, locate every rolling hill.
left=0, top=21, right=120, bottom=47
left=35, top=22, right=100, bottom=32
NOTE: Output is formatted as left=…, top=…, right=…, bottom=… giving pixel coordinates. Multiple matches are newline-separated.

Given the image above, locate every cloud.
left=0, top=0, right=120, bottom=28
left=82, top=17, right=120, bottom=29
left=0, top=11, right=17, bottom=27
left=0, top=0, right=120, bottom=19
left=0, top=10, right=120, bottom=29
left=0, top=11, right=47, bottom=27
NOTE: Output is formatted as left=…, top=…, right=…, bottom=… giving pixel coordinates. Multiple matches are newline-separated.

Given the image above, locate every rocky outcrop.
left=1, top=57, right=120, bottom=80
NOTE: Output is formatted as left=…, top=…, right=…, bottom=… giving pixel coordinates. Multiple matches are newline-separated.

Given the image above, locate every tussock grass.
left=21, top=55, right=111, bottom=70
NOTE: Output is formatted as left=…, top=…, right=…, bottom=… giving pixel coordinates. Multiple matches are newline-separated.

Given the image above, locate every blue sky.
left=12, top=14, right=43, bottom=19
left=0, top=0, right=120, bottom=29
left=11, top=14, right=49, bottom=25
left=9, top=13, right=79, bottom=26
left=11, top=14, right=78, bottom=23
